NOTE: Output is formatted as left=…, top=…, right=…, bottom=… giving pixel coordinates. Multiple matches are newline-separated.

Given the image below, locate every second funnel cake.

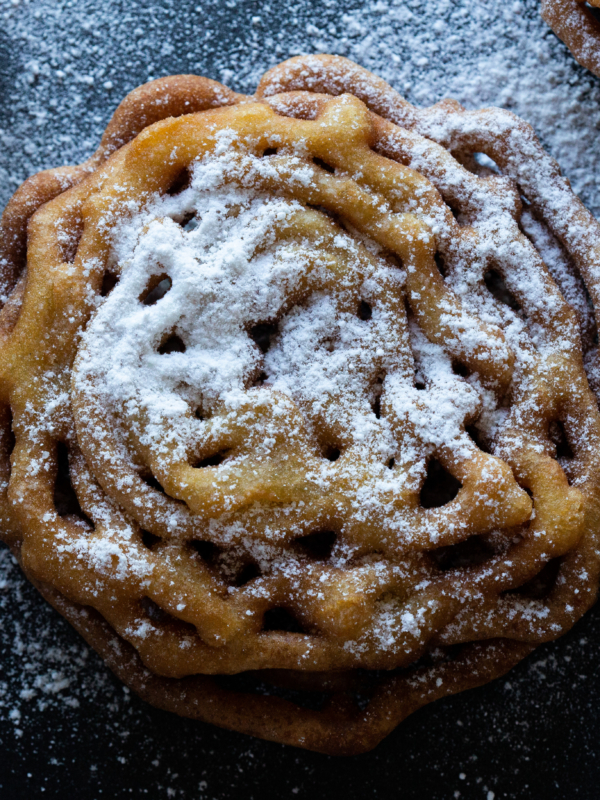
left=2, top=55, right=600, bottom=755
left=542, top=0, right=600, bottom=79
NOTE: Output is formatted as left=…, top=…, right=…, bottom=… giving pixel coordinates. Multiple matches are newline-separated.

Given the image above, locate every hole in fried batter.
left=158, top=333, right=186, bottom=354
left=505, top=557, right=563, bottom=599
left=214, top=672, right=326, bottom=711
left=139, top=597, right=197, bottom=634
left=430, top=534, right=495, bottom=571
left=466, top=424, right=491, bottom=454
left=323, top=446, right=341, bottom=462
left=141, top=529, right=161, bottom=550
left=458, top=151, right=501, bottom=176
left=141, top=472, right=165, bottom=494
left=420, top=458, right=462, bottom=508
left=586, top=3, right=600, bottom=23
left=295, top=530, right=337, bottom=560
left=193, top=452, right=228, bottom=468
left=141, top=275, right=172, bottom=306
left=446, top=202, right=468, bottom=226
left=262, top=607, right=306, bottom=634
left=435, top=252, right=448, bottom=278
left=484, top=269, right=521, bottom=312
left=53, top=442, right=93, bottom=526
left=166, top=167, right=191, bottom=196
left=262, top=147, right=278, bottom=157
left=306, top=203, right=339, bottom=223
left=387, top=457, right=395, bottom=469
left=190, top=539, right=222, bottom=563
left=549, top=420, right=574, bottom=460
left=248, top=321, right=278, bottom=354
left=371, top=394, right=382, bottom=419
left=452, top=360, right=470, bottom=379
left=251, top=370, right=269, bottom=387
left=358, top=300, right=372, bottom=321
left=100, top=270, right=118, bottom=297
left=178, top=212, right=199, bottom=232
left=0, top=406, right=15, bottom=485
left=313, top=157, right=335, bottom=174
left=370, top=375, right=384, bottom=419
left=140, top=596, right=169, bottom=623
left=474, top=152, right=500, bottom=174
left=234, top=562, right=261, bottom=586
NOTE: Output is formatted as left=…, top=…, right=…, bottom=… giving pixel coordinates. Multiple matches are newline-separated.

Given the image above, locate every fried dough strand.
left=541, top=1, right=600, bottom=80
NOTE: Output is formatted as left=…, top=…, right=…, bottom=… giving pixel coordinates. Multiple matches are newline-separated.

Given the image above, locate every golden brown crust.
left=0, top=73, right=247, bottom=546
left=259, top=55, right=600, bottom=340
left=2, top=56, right=600, bottom=754
left=27, top=560, right=533, bottom=755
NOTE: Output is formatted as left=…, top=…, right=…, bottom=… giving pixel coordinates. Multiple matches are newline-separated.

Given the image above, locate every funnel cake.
left=542, top=0, right=600, bottom=79
left=2, top=56, right=600, bottom=755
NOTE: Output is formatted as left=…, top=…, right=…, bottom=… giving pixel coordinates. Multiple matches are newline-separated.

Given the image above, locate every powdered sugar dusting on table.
left=2, top=0, right=600, bottom=216
left=2, top=0, right=600, bottom=796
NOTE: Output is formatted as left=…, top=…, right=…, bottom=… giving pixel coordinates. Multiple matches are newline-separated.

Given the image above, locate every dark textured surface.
left=2, top=548, right=600, bottom=800
left=1, top=1, right=600, bottom=797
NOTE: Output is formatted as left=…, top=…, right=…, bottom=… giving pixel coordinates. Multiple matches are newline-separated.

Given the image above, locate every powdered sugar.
left=2, top=0, right=600, bottom=792
left=2, top=0, right=600, bottom=217
left=71, top=136, right=535, bottom=570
